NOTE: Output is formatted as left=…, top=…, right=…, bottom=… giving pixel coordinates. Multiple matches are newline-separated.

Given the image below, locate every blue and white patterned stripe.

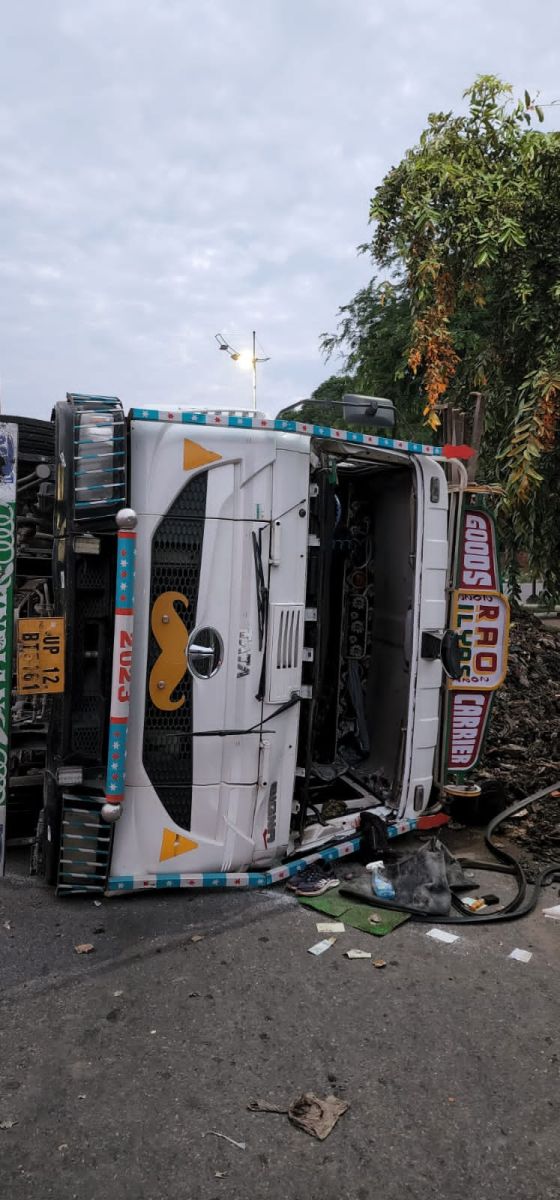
left=105, top=530, right=136, bottom=805
left=105, top=819, right=419, bottom=893
left=130, top=408, right=442, bottom=458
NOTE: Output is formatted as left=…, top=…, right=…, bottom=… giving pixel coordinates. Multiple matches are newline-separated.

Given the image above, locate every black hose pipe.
left=341, top=781, right=560, bottom=924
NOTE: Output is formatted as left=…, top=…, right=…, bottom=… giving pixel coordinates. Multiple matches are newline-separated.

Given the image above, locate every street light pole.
left=252, top=330, right=257, bottom=412
left=215, top=331, right=269, bottom=412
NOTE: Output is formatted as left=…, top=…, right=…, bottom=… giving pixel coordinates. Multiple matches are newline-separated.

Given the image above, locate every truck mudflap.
left=439, top=500, right=510, bottom=792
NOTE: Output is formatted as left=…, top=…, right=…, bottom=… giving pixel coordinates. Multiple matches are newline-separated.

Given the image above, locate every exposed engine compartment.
left=297, top=447, right=417, bottom=831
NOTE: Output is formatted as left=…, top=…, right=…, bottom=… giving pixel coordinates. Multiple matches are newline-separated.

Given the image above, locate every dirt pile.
left=478, top=611, right=560, bottom=867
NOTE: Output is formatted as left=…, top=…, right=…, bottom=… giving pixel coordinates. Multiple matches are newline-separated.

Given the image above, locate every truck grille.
left=142, top=472, right=207, bottom=830
left=266, top=603, right=304, bottom=702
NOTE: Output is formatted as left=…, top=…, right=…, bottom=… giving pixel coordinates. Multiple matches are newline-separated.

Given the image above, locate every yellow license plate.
left=16, top=618, right=65, bottom=695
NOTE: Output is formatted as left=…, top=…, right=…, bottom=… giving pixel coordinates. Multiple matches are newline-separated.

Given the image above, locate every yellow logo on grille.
left=149, top=592, right=189, bottom=711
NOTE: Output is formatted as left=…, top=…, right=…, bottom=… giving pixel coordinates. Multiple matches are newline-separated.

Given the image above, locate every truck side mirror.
left=342, top=394, right=396, bottom=429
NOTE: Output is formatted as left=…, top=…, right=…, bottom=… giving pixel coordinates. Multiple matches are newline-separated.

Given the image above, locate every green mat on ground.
left=298, top=891, right=409, bottom=936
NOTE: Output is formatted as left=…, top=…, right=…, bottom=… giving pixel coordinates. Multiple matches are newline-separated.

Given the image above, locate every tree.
left=283, top=288, right=427, bottom=439
left=320, top=285, right=428, bottom=440
left=323, top=76, right=560, bottom=596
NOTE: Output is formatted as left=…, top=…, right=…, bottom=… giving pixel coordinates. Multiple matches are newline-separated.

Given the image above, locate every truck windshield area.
left=301, top=455, right=417, bottom=816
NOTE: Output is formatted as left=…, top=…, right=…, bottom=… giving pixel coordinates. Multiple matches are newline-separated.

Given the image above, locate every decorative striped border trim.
left=105, top=530, right=136, bottom=805
left=105, top=813, right=447, bottom=893
left=130, top=407, right=443, bottom=458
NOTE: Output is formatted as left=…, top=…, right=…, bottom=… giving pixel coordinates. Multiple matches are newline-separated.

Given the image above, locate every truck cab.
left=0, top=396, right=509, bottom=893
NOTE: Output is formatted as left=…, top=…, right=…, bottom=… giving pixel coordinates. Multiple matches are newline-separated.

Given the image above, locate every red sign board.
left=459, top=510, right=498, bottom=590
left=445, top=505, right=509, bottom=776
left=447, top=691, right=492, bottom=772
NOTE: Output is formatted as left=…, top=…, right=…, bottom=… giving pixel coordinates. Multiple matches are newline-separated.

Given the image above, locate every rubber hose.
left=343, top=780, right=560, bottom=924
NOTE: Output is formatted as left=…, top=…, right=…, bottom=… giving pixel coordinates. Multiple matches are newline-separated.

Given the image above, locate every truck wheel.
left=2, top=414, right=55, bottom=459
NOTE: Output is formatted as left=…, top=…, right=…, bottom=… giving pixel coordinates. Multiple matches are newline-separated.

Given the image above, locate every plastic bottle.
left=367, top=859, right=396, bottom=900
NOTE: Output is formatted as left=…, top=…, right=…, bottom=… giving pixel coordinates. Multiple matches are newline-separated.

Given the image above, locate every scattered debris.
left=202, top=1131, right=246, bottom=1151
left=74, top=943, right=95, bottom=955
left=0, top=1119, right=18, bottom=1130
left=426, top=928, right=460, bottom=944
left=542, top=904, right=560, bottom=921
left=113, top=990, right=123, bottom=997
left=58, top=1144, right=69, bottom=1152
left=215, top=1171, right=227, bottom=1178
left=286, top=862, right=340, bottom=896
left=316, top=922, right=345, bottom=934
left=249, top=1093, right=348, bottom=1140
left=372, top=958, right=387, bottom=969
left=77, top=1095, right=86, bottom=1101
left=344, top=839, right=470, bottom=918
left=509, top=948, right=532, bottom=963
left=301, top=890, right=409, bottom=936
left=307, top=937, right=336, bottom=956
left=3, top=920, right=12, bottom=931
left=93, top=900, right=102, bottom=907
left=150, top=1029, right=157, bottom=1034
left=191, top=934, right=205, bottom=943
left=462, top=897, right=487, bottom=912
left=345, top=949, right=371, bottom=959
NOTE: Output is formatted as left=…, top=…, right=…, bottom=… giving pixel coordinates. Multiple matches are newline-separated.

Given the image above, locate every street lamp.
left=215, top=331, right=270, bottom=412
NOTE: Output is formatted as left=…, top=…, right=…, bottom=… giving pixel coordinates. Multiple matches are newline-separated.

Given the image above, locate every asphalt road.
left=1, top=841, right=559, bottom=1200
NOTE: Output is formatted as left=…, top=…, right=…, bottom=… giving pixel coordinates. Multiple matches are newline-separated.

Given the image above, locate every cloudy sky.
left=1, top=1, right=558, bottom=420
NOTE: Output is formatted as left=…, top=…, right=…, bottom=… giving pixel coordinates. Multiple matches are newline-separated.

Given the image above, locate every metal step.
left=68, top=394, right=127, bottom=518
left=56, top=794, right=113, bottom=895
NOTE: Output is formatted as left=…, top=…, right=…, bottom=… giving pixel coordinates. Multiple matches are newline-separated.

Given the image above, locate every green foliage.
left=322, top=75, right=560, bottom=594
left=318, top=285, right=430, bottom=440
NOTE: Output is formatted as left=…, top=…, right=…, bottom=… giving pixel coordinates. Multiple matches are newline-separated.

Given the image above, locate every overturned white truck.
left=0, top=395, right=509, bottom=893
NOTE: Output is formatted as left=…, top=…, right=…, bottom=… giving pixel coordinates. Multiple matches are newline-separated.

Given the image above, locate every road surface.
left=1, top=836, right=559, bottom=1200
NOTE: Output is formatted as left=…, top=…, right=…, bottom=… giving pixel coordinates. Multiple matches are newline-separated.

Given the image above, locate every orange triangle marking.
left=183, top=439, right=222, bottom=471
left=160, top=828, right=199, bottom=861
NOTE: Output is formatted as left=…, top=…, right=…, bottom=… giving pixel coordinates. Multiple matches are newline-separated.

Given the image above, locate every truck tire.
left=2, top=414, right=54, bottom=460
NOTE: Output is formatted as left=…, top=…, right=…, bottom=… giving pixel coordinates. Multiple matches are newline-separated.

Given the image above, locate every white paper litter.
left=345, top=949, right=371, bottom=959
left=308, top=937, right=336, bottom=956
left=426, top=928, right=459, bottom=944
left=509, top=948, right=532, bottom=963
left=542, top=904, right=560, bottom=921
left=316, top=922, right=345, bottom=933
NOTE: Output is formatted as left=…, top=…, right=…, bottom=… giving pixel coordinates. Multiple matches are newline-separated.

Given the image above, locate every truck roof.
left=129, top=406, right=461, bottom=460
